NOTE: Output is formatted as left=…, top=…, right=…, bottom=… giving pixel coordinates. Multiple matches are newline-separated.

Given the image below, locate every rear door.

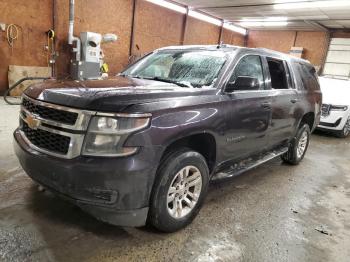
left=222, top=54, right=273, bottom=161
left=293, top=62, right=322, bottom=127
left=262, top=56, right=299, bottom=147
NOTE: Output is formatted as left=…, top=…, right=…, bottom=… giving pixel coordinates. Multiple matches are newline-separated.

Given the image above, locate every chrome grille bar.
left=19, top=94, right=94, bottom=159
left=22, top=94, right=95, bottom=131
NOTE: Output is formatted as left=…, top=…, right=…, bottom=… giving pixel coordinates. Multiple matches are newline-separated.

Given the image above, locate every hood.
left=319, top=77, right=350, bottom=106
left=24, top=76, right=218, bottom=112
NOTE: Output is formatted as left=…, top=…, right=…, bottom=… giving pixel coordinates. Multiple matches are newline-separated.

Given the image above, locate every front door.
left=222, top=55, right=272, bottom=162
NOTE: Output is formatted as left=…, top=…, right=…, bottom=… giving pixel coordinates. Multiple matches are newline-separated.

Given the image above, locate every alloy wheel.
left=297, top=130, right=308, bottom=159
left=167, top=165, right=202, bottom=219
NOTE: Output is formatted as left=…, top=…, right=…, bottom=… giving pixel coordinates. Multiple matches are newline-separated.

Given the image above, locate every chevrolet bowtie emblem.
left=26, top=115, right=41, bottom=129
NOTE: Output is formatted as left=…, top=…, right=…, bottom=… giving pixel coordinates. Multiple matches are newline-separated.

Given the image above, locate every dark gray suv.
left=14, top=45, right=322, bottom=232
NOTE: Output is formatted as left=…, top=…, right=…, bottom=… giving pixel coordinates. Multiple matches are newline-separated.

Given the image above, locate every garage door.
left=323, top=38, right=350, bottom=79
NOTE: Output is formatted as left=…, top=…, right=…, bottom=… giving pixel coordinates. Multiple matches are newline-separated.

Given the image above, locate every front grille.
left=22, top=97, right=78, bottom=125
left=21, top=120, right=71, bottom=154
left=321, top=104, right=331, bottom=117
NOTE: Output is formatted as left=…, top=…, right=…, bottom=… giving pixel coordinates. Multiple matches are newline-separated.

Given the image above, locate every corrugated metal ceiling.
left=174, top=0, right=350, bottom=30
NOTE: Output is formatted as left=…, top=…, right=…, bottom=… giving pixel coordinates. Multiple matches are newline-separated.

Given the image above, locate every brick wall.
left=1, top=0, right=335, bottom=95
left=247, top=30, right=329, bottom=67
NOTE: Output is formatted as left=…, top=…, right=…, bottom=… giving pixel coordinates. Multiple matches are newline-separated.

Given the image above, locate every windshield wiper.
left=119, top=73, right=143, bottom=79
left=123, top=74, right=143, bottom=79
left=139, top=76, right=194, bottom=88
left=123, top=75, right=195, bottom=88
left=177, top=81, right=194, bottom=88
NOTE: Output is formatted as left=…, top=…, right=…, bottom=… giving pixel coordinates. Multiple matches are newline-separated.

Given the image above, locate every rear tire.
left=282, top=124, right=310, bottom=165
left=149, top=148, right=209, bottom=232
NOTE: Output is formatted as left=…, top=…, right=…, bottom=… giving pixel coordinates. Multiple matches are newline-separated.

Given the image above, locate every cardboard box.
left=289, top=47, right=304, bottom=58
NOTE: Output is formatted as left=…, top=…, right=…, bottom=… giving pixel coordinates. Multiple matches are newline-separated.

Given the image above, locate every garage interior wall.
left=128, top=1, right=245, bottom=56
left=0, top=0, right=53, bottom=95
left=248, top=30, right=330, bottom=68
left=0, top=0, right=349, bottom=95
left=132, top=0, right=184, bottom=56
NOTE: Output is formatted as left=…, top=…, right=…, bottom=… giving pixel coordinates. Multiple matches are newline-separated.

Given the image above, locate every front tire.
left=336, top=116, right=350, bottom=138
left=282, top=124, right=311, bottom=165
left=149, top=148, right=209, bottom=232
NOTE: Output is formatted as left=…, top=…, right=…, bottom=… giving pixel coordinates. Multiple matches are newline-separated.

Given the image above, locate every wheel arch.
left=299, top=112, right=315, bottom=131
left=159, top=132, right=217, bottom=174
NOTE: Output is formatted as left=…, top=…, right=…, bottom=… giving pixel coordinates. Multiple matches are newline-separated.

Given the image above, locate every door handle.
left=291, top=98, right=299, bottom=103
left=261, top=102, right=271, bottom=109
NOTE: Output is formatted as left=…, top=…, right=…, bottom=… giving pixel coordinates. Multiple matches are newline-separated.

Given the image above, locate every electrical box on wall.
left=70, top=60, right=101, bottom=80
left=80, top=32, right=102, bottom=64
left=70, top=32, right=103, bottom=80
left=67, top=0, right=117, bottom=80
left=290, top=47, right=304, bottom=58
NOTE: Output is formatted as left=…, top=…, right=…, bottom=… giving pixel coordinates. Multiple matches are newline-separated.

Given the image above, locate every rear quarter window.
left=293, top=62, right=320, bottom=91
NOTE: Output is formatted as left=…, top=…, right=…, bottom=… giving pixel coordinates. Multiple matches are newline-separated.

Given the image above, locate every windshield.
left=121, top=50, right=227, bottom=88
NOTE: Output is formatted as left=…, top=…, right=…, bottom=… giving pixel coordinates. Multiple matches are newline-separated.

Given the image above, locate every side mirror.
left=226, top=76, right=260, bottom=92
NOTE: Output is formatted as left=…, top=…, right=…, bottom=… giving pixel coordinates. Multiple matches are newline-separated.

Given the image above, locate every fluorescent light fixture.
left=239, top=21, right=289, bottom=27
left=274, top=0, right=350, bottom=9
left=274, top=0, right=305, bottom=2
left=240, top=17, right=288, bottom=22
left=187, top=11, right=247, bottom=35
left=239, top=17, right=288, bottom=27
left=188, top=10, right=222, bottom=26
left=146, top=0, right=222, bottom=26
left=223, top=23, right=247, bottom=35
left=147, top=0, right=186, bottom=13
left=146, top=0, right=247, bottom=35
left=264, top=17, right=288, bottom=21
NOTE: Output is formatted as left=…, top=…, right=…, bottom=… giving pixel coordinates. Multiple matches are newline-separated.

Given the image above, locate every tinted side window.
left=229, top=55, right=265, bottom=90
left=266, top=58, right=289, bottom=89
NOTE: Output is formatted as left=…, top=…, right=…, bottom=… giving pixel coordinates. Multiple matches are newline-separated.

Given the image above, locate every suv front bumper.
left=14, top=129, right=163, bottom=227
left=317, top=110, right=350, bottom=131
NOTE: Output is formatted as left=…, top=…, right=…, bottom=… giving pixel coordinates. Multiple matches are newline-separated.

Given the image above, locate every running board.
left=211, top=146, right=289, bottom=181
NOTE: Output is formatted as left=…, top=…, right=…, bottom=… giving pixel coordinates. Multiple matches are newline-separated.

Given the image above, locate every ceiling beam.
left=304, top=20, right=330, bottom=31
left=330, top=28, right=350, bottom=32
left=224, top=19, right=349, bottom=31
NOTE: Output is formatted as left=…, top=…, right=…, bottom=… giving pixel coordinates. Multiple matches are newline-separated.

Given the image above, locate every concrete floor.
left=0, top=98, right=350, bottom=262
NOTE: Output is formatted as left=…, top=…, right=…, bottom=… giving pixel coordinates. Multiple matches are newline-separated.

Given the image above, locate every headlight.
left=82, top=115, right=151, bottom=156
left=330, top=105, right=348, bottom=111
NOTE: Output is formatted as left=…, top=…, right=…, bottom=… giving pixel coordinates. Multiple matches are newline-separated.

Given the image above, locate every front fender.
left=126, top=107, right=224, bottom=149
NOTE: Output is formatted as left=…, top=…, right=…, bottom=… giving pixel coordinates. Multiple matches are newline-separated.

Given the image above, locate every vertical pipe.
left=52, top=0, right=56, bottom=34
left=129, top=0, right=137, bottom=57
left=67, top=0, right=80, bottom=61
left=68, top=0, right=75, bottom=45
left=52, top=0, right=56, bottom=77
left=181, top=7, right=189, bottom=45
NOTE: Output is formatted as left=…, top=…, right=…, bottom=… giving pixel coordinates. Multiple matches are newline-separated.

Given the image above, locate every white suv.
left=318, top=77, right=350, bottom=137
